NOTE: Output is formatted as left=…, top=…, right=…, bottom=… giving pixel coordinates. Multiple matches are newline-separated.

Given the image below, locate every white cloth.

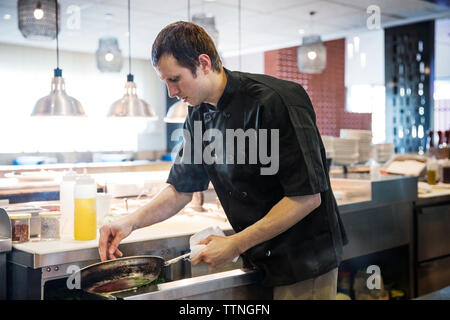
left=189, top=226, right=239, bottom=262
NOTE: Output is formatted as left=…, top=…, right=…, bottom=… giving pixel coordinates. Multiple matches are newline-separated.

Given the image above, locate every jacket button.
left=228, top=191, right=232, bottom=197
left=266, top=250, right=271, bottom=257
left=241, top=191, right=247, bottom=198
left=205, top=114, right=211, bottom=121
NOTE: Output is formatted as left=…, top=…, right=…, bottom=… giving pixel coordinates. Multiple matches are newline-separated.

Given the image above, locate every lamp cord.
left=238, top=0, right=241, bottom=71
left=55, top=0, right=59, bottom=69
left=188, top=0, right=191, bottom=21
left=128, top=0, right=132, bottom=76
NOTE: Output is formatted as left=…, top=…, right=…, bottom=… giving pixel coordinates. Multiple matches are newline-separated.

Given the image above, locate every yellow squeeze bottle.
left=74, top=173, right=97, bottom=240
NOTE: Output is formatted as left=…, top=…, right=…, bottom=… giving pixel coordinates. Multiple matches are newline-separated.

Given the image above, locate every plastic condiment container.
left=9, top=213, right=31, bottom=243
left=60, top=169, right=77, bottom=237
left=74, top=173, right=97, bottom=241
left=39, top=211, right=61, bottom=241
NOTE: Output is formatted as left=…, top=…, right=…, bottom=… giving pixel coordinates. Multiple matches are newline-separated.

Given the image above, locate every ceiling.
left=0, top=0, right=450, bottom=59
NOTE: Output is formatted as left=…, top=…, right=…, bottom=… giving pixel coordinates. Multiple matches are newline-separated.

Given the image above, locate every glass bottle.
left=427, top=157, right=438, bottom=185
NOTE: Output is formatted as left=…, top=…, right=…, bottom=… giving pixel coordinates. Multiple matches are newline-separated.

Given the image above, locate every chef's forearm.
left=127, top=184, right=193, bottom=231
left=230, top=193, right=321, bottom=254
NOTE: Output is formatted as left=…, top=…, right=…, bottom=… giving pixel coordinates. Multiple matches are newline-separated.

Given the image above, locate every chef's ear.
left=198, top=54, right=212, bottom=74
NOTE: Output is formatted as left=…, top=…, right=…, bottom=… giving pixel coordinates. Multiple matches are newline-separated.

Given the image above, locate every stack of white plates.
left=321, top=135, right=335, bottom=158
left=340, top=129, right=373, bottom=163
left=374, top=143, right=394, bottom=163
left=332, top=137, right=359, bottom=165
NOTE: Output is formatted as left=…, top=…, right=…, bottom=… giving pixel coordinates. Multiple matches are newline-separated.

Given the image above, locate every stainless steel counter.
left=5, top=174, right=421, bottom=300
left=110, top=268, right=271, bottom=300
left=332, top=173, right=417, bottom=214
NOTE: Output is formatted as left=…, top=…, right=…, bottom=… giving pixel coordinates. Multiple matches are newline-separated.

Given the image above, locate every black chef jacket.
left=167, top=68, right=348, bottom=287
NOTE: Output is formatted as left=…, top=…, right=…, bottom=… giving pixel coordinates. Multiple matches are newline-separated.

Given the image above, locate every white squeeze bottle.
left=74, top=171, right=97, bottom=241
left=60, top=169, right=77, bottom=238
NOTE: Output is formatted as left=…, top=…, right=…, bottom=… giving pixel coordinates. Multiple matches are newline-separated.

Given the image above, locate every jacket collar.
left=202, top=67, right=239, bottom=112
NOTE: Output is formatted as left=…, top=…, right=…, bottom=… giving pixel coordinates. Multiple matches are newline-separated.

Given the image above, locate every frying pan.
left=77, top=253, right=190, bottom=295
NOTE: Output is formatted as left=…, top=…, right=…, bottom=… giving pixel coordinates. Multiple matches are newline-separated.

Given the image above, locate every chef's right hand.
left=98, top=219, right=133, bottom=261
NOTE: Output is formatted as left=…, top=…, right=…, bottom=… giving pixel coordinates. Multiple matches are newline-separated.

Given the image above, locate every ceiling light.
left=96, top=37, right=123, bottom=72
left=353, top=36, right=360, bottom=53
left=192, top=12, right=219, bottom=46
left=164, top=101, right=189, bottom=123
left=297, top=12, right=326, bottom=74
left=347, top=43, right=354, bottom=59
left=4, top=14, right=12, bottom=20
left=18, top=0, right=59, bottom=40
left=31, top=0, right=85, bottom=117
left=298, top=29, right=305, bottom=35
left=298, top=35, right=326, bottom=73
left=108, top=0, right=157, bottom=119
left=360, top=52, right=366, bottom=68
left=307, top=50, right=317, bottom=60
left=33, top=7, right=44, bottom=20
left=105, top=52, right=114, bottom=62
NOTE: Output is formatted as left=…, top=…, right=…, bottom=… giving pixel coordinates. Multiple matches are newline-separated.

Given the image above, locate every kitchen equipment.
left=39, top=211, right=61, bottom=241
left=9, top=213, right=31, bottom=243
left=3, top=204, right=45, bottom=237
left=0, top=208, right=12, bottom=299
left=78, top=253, right=190, bottom=295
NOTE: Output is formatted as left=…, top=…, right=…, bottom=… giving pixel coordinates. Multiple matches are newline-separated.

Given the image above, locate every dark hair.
left=151, top=21, right=222, bottom=76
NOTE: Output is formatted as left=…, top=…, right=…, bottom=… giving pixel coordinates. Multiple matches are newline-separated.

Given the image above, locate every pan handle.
left=164, top=252, right=191, bottom=266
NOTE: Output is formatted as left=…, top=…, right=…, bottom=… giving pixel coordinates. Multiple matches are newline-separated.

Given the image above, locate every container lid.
left=75, top=173, right=95, bottom=185
left=8, top=213, right=32, bottom=220
left=39, top=211, right=62, bottom=217
left=62, top=169, right=78, bottom=182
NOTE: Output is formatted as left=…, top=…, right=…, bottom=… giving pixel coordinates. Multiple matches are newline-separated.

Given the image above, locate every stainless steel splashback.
left=0, top=208, right=12, bottom=253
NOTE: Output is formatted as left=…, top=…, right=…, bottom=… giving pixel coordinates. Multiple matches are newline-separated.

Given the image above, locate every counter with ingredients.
left=2, top=172, right=424, bottom=300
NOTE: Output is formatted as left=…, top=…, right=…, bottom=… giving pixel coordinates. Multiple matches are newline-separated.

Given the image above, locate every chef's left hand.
left=190, top=235, right=240, bottom=268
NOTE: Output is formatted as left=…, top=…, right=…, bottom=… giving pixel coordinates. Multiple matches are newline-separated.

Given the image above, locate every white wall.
left=436, top=18, right=450, bottom=80
left=345, top=29, right=385, bottom=87
left=436, top=42, right=450, bottom=80
left=0, top=42, right=166, bottom=153
left=223, top=51, right=265, bottom=74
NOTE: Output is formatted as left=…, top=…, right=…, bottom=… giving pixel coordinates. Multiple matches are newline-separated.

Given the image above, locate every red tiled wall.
left=264, top=39, right=371, bottom=137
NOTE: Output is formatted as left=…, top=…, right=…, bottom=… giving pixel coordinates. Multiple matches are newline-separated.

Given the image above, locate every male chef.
left=98, top=21, right=348, bottom=300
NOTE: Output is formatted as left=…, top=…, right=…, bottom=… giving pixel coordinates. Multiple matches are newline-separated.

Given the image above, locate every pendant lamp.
left=163, top=0, right=193, bottom=124
left=18, top=0, right=59, bottom=40
left=297, top=11, right=327, bottom=74
left=192, top=12, right=219, bottom=46
left=96, top=37, right=123, bottom=73
left=108, top=0, right=157, bottom=119
left=31, top=0, right=85, bottom=117
left=164, top=101, right=189, bottom=123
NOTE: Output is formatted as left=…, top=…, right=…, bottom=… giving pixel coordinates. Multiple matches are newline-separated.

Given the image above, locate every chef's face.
left=155, top=53, right=209, bottom=106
